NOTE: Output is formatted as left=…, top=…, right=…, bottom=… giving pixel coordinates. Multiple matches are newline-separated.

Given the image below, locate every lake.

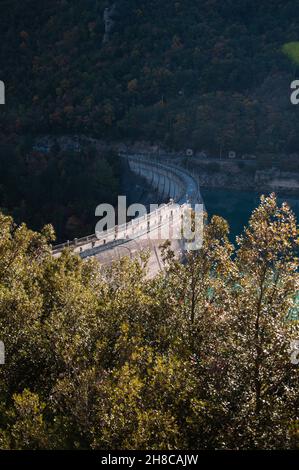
left=201, top=188, right=299, bottom=243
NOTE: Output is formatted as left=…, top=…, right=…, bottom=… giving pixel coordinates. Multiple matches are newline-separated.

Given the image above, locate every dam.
left=52, top=154, right=203, bottom=276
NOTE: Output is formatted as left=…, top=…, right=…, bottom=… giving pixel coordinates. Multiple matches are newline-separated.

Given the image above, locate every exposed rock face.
left=190, top=160, right=299, bottom=195
left=255, top=169, right=299, bottom=192
left=103, top=4, right=116, bottom=44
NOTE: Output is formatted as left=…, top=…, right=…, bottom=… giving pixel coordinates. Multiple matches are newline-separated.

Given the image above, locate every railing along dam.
left=52, top=155, right=203, bottom=275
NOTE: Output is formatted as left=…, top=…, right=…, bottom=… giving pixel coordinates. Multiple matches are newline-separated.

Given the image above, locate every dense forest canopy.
left=0, top=140, right=121, bottom=242
left=1, top=0, right=299, bottom=154
left=0, top=195, right=298, bottom=449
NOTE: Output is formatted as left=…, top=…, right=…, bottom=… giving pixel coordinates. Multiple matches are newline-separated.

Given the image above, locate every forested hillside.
left=0, top=140, right=121, bottom=242
left=1, top=0, right=299, bottom=155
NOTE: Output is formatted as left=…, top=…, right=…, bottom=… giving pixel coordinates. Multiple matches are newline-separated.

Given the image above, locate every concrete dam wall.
left=52, top=155, right=203, bottom=276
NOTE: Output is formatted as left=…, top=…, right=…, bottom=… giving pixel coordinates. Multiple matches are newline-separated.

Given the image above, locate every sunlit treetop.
left=282, top=42, right=299, bottom=66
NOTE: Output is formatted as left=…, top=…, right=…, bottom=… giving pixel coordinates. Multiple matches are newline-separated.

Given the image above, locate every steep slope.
left=1, top=0, right=299, bottom=155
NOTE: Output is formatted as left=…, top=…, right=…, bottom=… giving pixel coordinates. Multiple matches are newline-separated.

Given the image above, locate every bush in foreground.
left=0, top=194, right=298, bottom=449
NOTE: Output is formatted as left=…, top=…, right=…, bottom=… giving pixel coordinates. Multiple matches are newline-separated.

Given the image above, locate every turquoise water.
left=201, top=188, right=299, bottom=243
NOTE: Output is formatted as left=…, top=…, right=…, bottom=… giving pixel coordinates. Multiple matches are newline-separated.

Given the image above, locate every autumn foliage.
left=0, top=194, right=298, bottom=449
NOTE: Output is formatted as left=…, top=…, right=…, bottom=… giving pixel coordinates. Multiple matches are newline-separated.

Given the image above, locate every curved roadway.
left=52, top=155, right=203, bottom=275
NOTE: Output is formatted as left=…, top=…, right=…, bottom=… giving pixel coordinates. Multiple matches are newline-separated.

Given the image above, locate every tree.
left=0, top=194, right=298, bottom=449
